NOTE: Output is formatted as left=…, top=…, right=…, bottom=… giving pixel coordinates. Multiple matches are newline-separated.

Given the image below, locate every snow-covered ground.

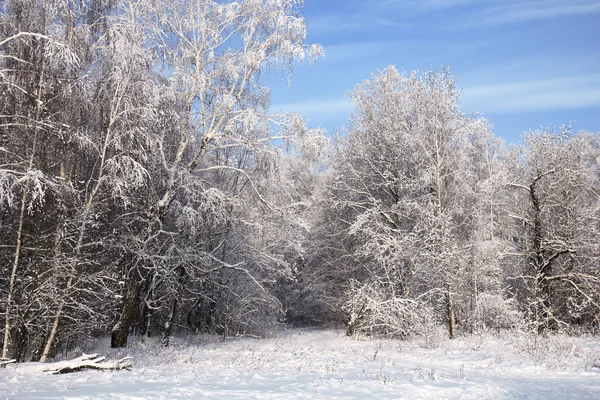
left=2, top=328, right=600, bottom=399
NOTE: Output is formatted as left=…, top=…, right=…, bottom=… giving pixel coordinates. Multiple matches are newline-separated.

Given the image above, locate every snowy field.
left=2, top=328, right=600, bottom=399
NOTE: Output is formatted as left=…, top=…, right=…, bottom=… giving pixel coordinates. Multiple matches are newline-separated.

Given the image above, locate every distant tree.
left=458, top=122, right=515, bottom=333
left=321, top=66, right=501, bottom=338
left=505, top=128, right=600, bottom=332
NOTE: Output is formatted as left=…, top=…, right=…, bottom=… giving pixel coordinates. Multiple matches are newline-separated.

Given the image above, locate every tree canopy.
left=1, top=0, right=599, bottom=363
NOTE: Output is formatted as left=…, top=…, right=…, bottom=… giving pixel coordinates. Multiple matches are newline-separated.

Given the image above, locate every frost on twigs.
left=42, top=353, right=133, bottom=374
left=104, top=155, right=150, bottom=208
left=0, top=170, right=17, bottom=208
left=344, top=280, right=437, bottom=339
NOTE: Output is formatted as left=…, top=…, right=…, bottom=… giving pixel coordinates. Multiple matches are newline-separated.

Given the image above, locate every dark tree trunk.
left=139, top=280, right=154, bottom=338
left=162, top=298, right=178, bottom=347
left=31, top=330, right=46, bottom=362
left=538, top=265, right=554, bottom=331
left=13, top=323, right=28, bottom=362
left=531, top=179, right=549, bottom=333
left=111, top=278, right=142, bottom=348
left=529, top=175, right=559, bottom=333
left=208, top=300, right=216, bottom=331
left=187, top=298, right=202, bottom=333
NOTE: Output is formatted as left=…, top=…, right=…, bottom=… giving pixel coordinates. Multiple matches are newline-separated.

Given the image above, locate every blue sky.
left=267, top=0, right=600, bottom=144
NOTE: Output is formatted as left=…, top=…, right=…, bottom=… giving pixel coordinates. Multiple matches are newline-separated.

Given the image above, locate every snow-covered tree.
left=1, top=0, right=324, bottom=359
left=505, top=128, right=600, bottom=332
left=107, top=0, right=322, bottom=348
left=321, top=67, right=501, bottom=338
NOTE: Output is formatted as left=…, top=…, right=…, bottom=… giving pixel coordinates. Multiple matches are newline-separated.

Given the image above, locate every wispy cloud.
left=382, top=0, right=478, bottom=10
left=380, top=0, right=600, bottom=27
left=462, top=74, right=600, bottom=113
left=467, top=0, right=600, bottom=26
left=372, top=18, right=414, bottom=29
left=306, top=14, right=412, bottom=37
left=461, top=51, right=600, bottom=86
left=275, top=75, right=600, bottom=119
left=306, top=15, right=361, bottom=36
left=271, top=98, right=352, bottom=119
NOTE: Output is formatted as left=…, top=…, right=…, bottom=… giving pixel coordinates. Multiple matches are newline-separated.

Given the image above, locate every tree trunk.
left=447, top=291, right=456, bottom=339
left=2, top=132, right=41, bottom=359
left=537, top=271, right=554, bottom=332
left=13, top=323, right=28, bottom=362
left=41, top=118, right=116, bottom=357
left=187, top=298, right=202, bottom=333
left=162, top=298, right=178, bottom=347
left=140, top=301, right=151, bottom=338
left=2, top=188, right=28, bottom=359
left=39, top=281, right=71, bottom=362
left=31, top=329, right=47, bottom=362
left=38, top=164, right=69, bottom=363
left=2, top=62, right=44, bottom=357
left=530, top=177, right=555, bottom=333
left=111, top=278, right=142, bottom=348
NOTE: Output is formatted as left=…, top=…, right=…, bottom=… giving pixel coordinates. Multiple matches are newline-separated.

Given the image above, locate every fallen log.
left=42, top=353, right=133, bottom=374
left=0, top=358, right=16, bottom=368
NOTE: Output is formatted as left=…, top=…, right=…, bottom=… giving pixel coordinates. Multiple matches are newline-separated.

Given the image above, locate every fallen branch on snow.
left=1, top=358, right=16, bottom=367
left=43, top=353, right=132, bottom=374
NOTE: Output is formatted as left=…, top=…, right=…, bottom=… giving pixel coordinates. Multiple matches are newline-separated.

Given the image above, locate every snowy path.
left=2, top=329, right=599, bottom=399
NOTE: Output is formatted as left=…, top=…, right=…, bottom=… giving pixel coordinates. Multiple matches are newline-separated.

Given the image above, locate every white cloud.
left=372, top=18, right=414, bottom=29
left=306, top=15, right=360, bottom=36
left=382, top=0, right=479, bottom=10
left=462, top=74, right=600, bottom=113
left=380, top=0, right=600, bottom=26
left=305, top=14, right=412, bottom=37
left=468, top=0, right=600, bottom=26
left=271, top=98, right=353, bottom=118
left=272, top=75, right=600, bottom=120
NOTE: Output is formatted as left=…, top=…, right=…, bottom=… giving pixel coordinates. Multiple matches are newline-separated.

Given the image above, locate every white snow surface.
left=2, top=328, right=600, bottom=399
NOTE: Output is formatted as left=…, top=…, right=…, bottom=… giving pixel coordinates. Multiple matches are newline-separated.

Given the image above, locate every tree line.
left=1, top=0, right=598, bottom=363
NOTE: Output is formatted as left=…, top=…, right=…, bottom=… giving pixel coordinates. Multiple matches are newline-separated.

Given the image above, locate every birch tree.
left=0, top=0, right=84, bottom=360
left=1, top=0, right=323, bottom=355
left=105, top=0, right=322, bottom=347
left=1, top=0, right=164, bottom=359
